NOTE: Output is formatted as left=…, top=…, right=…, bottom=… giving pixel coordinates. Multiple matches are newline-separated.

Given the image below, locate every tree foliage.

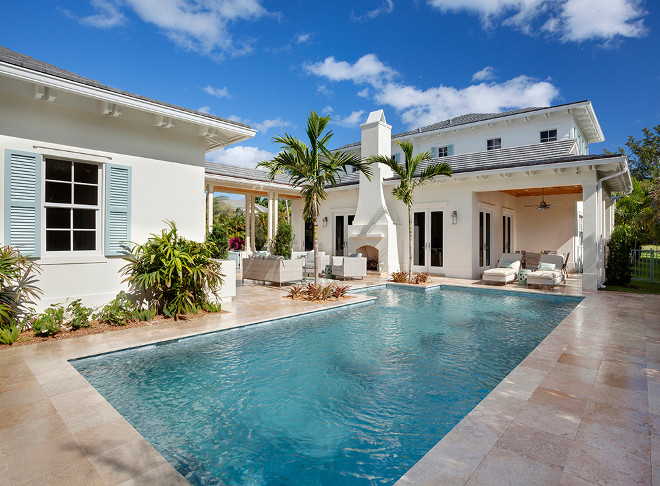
left=273, top=221, right=294, bottom=258
left=259, top=111, right=372, bottom=283
left=367, top=140, right=452, bottom=282
left=206, top=221, right=229, bottom=259
left=606, top=224, right=633, bottom=286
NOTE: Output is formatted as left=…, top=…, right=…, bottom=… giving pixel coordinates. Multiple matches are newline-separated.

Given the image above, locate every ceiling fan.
left=524, top=188, right=562, bottom=211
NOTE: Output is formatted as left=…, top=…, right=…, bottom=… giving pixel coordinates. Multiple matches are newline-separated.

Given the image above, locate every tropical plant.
left=273, top=221, right=294, bottom=258
left=96, top=291, right=136, bottom=326
left=206, top=222, right=229, bottom=260
left=390, top=271, right=409, bottom=283
left=368, top=140, right=452, bottom=282
left=0, top=315, right=30, bottom=345
left=229, top=237, right=245, bottom=251
left=286, top=282, right=350, bottom=301
left=66, top=299, right=93, bottom=330
left=0, top=246, right=42, bottom=324
left=32, top=305, right=64, bottom=336
left=413, top=272, right=431, bottom=284
left=606, top=224, right=634, bottom=286
left=121, top=221, right=224, bottom=318
left=259, top=111, right=372, bottom=283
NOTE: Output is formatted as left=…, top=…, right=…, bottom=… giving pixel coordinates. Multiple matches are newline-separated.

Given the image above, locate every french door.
left=479, top=210, right=492, bottom=269
left=412, top=209, right=444, bottom=273
left=334, top=214, right=355, bottom=256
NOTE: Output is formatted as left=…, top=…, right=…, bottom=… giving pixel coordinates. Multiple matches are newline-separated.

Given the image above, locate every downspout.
left=596, top=163, right=633, bottom=289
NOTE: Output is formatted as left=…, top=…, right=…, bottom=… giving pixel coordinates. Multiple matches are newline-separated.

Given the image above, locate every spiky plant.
left=259, top=111, right=372, bottom=284
left=368, top=140, right=452, bottom=282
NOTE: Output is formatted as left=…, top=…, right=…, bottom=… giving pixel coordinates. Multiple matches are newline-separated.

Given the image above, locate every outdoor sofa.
left=526, top=254, right=566, bottom=289
left=331, top=255, right=367, bottom=280
left=481, top=253, right=523, bottom=286
left=242, top=255, right=303, bottom=286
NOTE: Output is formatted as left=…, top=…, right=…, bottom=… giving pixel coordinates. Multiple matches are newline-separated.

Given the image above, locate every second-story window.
left=486, top=138, right=501, bottom=150
left=438, top=146, right=448, bottom=157
left=540, top=129, right=557, bottom=143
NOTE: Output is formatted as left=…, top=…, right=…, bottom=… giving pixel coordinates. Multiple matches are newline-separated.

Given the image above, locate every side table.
left=518, top=268, right=533, bottom=285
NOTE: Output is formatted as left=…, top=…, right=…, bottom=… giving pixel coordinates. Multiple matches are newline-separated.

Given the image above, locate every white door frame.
left=333, top=212, right=355, bottom=256
left=411, top=207, right=445, bottom=274
left=478, top=208, right=493, bottom=271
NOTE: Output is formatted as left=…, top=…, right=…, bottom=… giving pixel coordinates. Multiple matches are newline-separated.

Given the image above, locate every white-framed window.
left=540, top=129, right=558, bottom=143
left=438, top=146, right=448, bottom=157
left=486, top=138, right=501, bottom=150
left=43, top=158, right=102, bottom=253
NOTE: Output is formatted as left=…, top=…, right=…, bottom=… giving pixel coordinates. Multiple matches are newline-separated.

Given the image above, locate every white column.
left=582, top=182, right=599, bottom=290
left=250, top=196, right=256, bottom=252
left=267, top=192, right=274, bottom=252
left=245, top=195, right=251, bottom=252
left=206, top=185, right=213, bottom=233
left=273, top=193, right=279, bottom=235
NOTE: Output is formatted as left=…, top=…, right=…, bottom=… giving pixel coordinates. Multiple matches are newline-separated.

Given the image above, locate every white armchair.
left=304, top=251, right=330, bottom=276
left=332, top=256, right=367, bottom=280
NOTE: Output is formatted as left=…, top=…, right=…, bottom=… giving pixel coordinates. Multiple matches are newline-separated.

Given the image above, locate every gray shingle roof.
left=0, top=46, right=251, bottom=130
left=205, top=161, right=293, bottom=185
left=334, top=101, right=589, bottom=151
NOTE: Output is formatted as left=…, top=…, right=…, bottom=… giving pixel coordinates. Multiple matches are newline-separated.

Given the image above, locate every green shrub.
left=206, top=222, right=229, bottom=260
left=121, top=221, right=224, bottom=318
left=0, top=246, right=42, bottom=325
left=202, top=301, right=222, bottom=313
left=133, top=307, right=157, bottom=322
left=0, top=315, right=29, bottom=345
left=606, top=224, right=634, bottom=286
left=66, top=299, right=93, bottom=330
left=32, top=306, right=64, bottom=336
left=96, top=291, right=136, bottom=326
left=273, top=221, right=293, bottom=258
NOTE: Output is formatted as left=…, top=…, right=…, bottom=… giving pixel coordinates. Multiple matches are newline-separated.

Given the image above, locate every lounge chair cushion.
left=483, top=267, right=517, bottom=276
left=538, top=262, right=556, bottom=271
left=529, top=270, right=562, bottom=280
left=498, top=260, right=517, bottom=269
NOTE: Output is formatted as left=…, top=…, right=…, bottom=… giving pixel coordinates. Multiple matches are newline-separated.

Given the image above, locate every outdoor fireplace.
left=356, top=245, right=379, bottom=271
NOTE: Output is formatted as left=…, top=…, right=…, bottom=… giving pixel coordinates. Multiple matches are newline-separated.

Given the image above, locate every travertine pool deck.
left=1, top=274, right=659, bottom=485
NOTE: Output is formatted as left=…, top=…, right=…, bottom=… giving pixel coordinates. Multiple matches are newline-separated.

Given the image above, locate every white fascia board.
left=0, top=62, right=257, bottom=141
left=205, top=174, right=300, bottom=195
left=381, top=156, right=628, bottom=185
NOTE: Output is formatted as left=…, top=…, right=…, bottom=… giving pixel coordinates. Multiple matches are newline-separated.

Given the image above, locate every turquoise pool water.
left=72, top=286, right=580, bottom=485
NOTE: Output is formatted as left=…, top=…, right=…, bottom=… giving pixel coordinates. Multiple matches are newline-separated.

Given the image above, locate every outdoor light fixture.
left=451, top=211, right=457, bottom=224
left=322, top=217, right=328, bottom=227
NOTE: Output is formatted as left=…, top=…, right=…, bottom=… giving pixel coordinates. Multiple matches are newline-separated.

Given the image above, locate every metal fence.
left=631, top=249, right=658, bottom=282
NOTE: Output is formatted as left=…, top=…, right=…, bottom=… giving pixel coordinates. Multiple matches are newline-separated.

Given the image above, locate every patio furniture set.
left=482, top=252, right=569, bottom=289
left=242, top=251, right=367, bottom=286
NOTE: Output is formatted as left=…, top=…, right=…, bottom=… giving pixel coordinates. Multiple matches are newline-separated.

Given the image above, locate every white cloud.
left=227, top=114, right=250, bottom=124
left=333, top=110, right=366, bottom=128
left=357, top=87, right=370, bottom=98
left=472, top=66, right=496, bottom=82
left=296, top=33, right=312, bottom=43
left=305, top=54, right=396, bottom=86
left=76, top=0, right=268, bottom=57
left=255, top=118, right=292, bottom=133
left=317, top=84, right=333, bottom=96
left=197, top=105, right=211, bottom=114
left=352, top=0, right=395, bottom=21
left=203, top=85, right=230, bottom=98
left=74, top=0, right=126, bottom=28
left=206, top=145, right=275, bottom=168
left=322, top=105, right=334, bottom=114
left=426, top=0, right=647, bottom=42
left=306, top=53, right=559, bottom=128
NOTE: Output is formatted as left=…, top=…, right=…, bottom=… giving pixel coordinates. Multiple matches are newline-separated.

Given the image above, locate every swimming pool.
left=72, top=286, right=580, bottom=485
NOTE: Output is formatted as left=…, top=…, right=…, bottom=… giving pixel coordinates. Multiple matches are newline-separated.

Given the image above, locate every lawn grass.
left=604, top=281, right=660, bottom=294
left=642, top=244, right=660, bottom=251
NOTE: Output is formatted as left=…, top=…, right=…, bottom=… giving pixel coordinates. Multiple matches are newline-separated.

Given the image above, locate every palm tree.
left=259, top=111, right=372, bottom=283
left=368, top=140, right=452, bottom=282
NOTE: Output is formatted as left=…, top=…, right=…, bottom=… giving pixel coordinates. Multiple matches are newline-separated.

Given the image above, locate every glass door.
left=334, top=214, right=355, bottom=256
left=412, top=209, right=443, bottom=273
left=479, top=210, right=492, bottom=269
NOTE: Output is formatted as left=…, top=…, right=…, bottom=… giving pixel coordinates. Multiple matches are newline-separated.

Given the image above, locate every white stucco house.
left=205, top=101, right=632, bottom=291
left=0, top=46, right=256, bottom=308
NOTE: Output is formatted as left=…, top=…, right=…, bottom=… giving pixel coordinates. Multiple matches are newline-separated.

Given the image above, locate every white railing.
left=631, top=249, right=657, bottom=282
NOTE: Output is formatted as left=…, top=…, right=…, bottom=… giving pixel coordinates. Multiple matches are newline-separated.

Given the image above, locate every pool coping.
left=2, top=278, right=657, bottom=485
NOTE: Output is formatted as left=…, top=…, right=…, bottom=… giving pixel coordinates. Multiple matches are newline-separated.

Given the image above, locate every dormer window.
left=540, top=129, right=557, bottom=143
left=486, top=138, right=501, bottom=150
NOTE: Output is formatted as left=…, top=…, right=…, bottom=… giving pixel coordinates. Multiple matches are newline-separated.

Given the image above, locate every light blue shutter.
left=393, top=153, right=400, bottom=164
left=4, top=150, right=41, bottom=257
left=447, top=144, right=454, bottom=156
left=430, top=147, right=438, bottom=158
left=105, top=164, right=131, bottom=256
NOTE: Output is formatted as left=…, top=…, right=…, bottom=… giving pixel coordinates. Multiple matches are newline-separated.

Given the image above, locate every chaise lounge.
left=526, top=254, right=566, bottom=289
left=482, top=253, right=523, bottom=286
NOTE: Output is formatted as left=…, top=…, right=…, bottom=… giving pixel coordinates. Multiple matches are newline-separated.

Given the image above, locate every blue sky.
left=2, top=1, right=658, bottom=168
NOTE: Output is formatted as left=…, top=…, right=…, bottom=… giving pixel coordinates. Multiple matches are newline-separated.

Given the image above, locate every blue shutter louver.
left=4, top=150, right=41, bottom=257
left=447, top=144, right=454, bottom=156
left=393, top=153, right=400, bottom=164
left=431, top=147, right=438, bottom=158
left=105, top=164, right=131, bottom=256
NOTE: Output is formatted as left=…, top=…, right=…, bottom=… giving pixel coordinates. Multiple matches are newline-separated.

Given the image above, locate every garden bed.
left=0, top=309, right=227, bottom=349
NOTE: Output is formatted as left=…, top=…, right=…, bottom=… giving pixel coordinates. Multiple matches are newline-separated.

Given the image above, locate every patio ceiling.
left=500, top=185, right=583, bottom=197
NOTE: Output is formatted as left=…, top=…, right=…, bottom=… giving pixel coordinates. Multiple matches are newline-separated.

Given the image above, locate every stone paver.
left=1, top=273, right=658, bottom=485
